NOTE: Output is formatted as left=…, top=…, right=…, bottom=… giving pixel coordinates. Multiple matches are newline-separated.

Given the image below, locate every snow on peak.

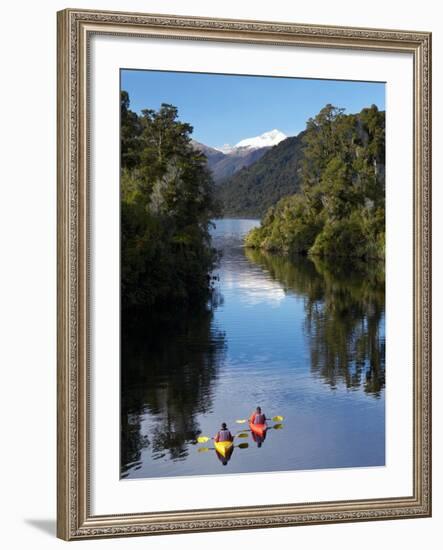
left=235, top=129, right=287, bottom=150
left=215, top=129, right=287, bottom=154
left=216, top=144, right=236, bottom=154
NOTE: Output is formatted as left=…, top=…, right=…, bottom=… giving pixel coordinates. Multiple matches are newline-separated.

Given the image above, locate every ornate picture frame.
left=57, top=8, right=431, bottom=540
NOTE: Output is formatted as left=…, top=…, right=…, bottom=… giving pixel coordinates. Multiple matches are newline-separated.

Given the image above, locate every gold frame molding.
left=57, top=8, right=432, bottom=540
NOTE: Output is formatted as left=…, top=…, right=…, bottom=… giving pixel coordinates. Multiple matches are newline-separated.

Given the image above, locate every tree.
left=121, top=90, right=142, bottom=170
left=245, top=105, right=385, bottom=260
left=120, top=92, right=218, bottom=315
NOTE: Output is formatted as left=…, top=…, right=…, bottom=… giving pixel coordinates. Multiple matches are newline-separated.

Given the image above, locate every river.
left=121, top=218, right=385, bottom=479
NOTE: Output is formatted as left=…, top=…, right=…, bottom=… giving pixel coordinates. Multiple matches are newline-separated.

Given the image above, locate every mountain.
left=216, top=129, right=287, bottom=154
left=215, top=132, right=305, bottom=218
left=190, top=140, right=225, bottom=172
left=192, top=129, right=287, bottom=183
left=211, top=146, right=271, bottom=182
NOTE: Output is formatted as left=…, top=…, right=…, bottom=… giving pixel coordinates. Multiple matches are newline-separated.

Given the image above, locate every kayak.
left=249, top=421, right=267, bottom=437
left=214, top=440, right=233, bottom=458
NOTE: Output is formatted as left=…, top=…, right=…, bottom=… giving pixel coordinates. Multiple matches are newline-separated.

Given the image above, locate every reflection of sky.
left=212, top=219, right=285, bottom=307
left=125, top=219, right=385, bottom=479
left=220, top=270, right=286, bottom=307
left=212, top=219, right=308, bottom=366
left=210, top=218, right=385, bottom=474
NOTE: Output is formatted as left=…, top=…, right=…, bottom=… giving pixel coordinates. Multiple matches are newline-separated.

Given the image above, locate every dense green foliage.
left=245, top=105, right=385, bottom=259
left=215, top=133, right=305, bottom=218
left=120, top=91, right=218, bottom=314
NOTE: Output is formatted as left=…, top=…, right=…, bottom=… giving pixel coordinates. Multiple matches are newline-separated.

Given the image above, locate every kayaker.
left=249, top=406, right=267, bottom=426
left=214, top=422, right=233, bottom=443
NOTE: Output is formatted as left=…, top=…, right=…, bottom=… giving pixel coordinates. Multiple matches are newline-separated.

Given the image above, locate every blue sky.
left=121, top=69, right=385, bottom=149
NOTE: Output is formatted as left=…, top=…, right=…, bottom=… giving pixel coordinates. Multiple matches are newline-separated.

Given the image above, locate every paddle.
left=198, top=442, right=249, bottom=453
left=197, top=431, right=248, bottom=444
left=235, top=415, right=284, bottom=424
left=197, top=417, right=284, bottom=444
left=233, top=420, right=284, bottom=438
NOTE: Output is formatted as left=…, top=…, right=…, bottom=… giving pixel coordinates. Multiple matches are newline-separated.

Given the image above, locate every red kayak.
left=249, top=421, right=267, bottom=437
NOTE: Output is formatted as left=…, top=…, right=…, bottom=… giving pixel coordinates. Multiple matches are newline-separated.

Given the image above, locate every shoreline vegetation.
left=121, top=91, right=385, bottom=325
left=120, top=84, right=386, bottom=477
left=120, top=91, right=219, bottom=320
left=244, top=105, right=385, bottom=260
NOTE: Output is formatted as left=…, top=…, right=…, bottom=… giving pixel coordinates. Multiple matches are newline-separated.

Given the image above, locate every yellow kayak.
left=214, top=440, right=233, bottom=458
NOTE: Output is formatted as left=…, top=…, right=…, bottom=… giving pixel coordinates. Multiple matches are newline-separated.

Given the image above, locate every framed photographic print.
left=57, top=8, right=432, bottom=540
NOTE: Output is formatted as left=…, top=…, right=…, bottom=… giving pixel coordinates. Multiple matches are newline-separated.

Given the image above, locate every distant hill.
left=214, top=133, right=305, bottom=218
left=211, top=146, right=271, bottom=182
left=191, top=129, right=287, bottom=183
left=190, top=140, right=225, bottom=172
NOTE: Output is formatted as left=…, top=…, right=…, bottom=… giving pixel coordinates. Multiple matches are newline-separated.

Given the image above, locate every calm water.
left=121, top=218, right=385, bottom=479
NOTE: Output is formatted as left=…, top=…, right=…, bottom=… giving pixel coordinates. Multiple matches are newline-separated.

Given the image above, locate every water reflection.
left=121, top=219, right=385, bottom=478
left=211, top=219, right=286, bottom=307
left=244, top=249, right=385, bottom=397
left=251, top=430, right=267, bottom=448
left=121, top=309, right=227, bottom=476
left=215, top=445, right=234, bottom=466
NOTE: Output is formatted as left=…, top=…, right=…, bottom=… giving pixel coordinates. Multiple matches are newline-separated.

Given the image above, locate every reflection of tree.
left=245, top=249, right=385, bottom=397
left=121, top=306, right=226, bottom=475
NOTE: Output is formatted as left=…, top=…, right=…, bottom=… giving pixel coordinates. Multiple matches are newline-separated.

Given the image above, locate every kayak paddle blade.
left=273, top=423, right=284, bottom=430
left=236, top=419, right=247, bottom=424
left=197, top=436, right=210, bottom=443
left=272, top=415, right=284, bottom=422
left=238, top=443, right=249, bottom=449
left=198, top=447, right=210, bottom=453
left=236, top=432, right=248, bottom=438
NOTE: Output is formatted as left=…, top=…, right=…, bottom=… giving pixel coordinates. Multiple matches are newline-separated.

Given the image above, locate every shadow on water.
left=244, top=249, right=385, bottom=397
left=121, top=304, right=227, bottom=477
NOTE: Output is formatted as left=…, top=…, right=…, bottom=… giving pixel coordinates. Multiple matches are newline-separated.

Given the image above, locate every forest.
left=120, top=95, right=385, bottom=320
left=244, top=104, right=385, bottom=259
left=120, top=91, right=218, bottom=318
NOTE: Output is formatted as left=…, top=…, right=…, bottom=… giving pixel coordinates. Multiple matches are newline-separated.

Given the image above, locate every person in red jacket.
left=249, top=406, right=267, bottom=426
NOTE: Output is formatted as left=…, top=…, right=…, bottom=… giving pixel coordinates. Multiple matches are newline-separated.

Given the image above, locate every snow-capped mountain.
left=235, top=129, right=287, bottom=150
left=192, top=129, right=289, bottom=182
left=215, top=129, right=287, bottom=154
left=216, top=144, right=237, bottom=155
